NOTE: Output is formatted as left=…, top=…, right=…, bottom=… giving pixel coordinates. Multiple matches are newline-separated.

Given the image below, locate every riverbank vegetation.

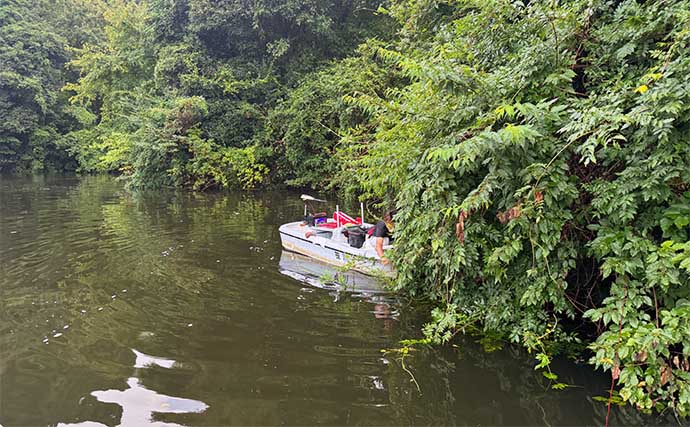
left=2, top=0, right=689, bottom=417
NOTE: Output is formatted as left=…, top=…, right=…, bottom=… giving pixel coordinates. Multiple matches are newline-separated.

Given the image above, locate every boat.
left=278, top=195, right=395, bottom=277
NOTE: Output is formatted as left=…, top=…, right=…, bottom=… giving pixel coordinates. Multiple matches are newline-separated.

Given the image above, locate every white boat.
left=278, top=195, right=395, bottom=277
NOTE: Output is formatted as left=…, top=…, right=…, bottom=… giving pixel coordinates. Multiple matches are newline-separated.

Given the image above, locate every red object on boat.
left=333, top=211, right=361, bottom=225
left=313, top=212, right=362, bottom=228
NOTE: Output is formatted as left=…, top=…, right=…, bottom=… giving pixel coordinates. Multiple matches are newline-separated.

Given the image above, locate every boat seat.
left=304, top=212, right=328, bottom=226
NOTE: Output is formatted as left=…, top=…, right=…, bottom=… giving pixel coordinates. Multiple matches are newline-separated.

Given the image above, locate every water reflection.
left=133, top=349, right=176, bottom=369
left=279, top=249, right=399, bottom=332
left=278, top=250, right=388, bottom=294
left=59, top=349, right=208, bottom=427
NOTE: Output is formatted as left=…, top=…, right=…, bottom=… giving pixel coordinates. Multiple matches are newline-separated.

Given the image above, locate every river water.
left=0, top=176, right=661, bottom=426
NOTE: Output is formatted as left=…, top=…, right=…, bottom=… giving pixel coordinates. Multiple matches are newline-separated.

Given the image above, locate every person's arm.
left=375, top=237, right=388, bottom=264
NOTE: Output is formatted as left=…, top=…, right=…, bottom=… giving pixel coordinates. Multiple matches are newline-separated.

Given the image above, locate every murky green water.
left=0, top=176, right=661, bottom=426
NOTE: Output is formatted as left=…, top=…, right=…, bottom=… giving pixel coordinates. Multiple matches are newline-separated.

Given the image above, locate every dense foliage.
left=57, top=0, right=391, bottom=188
left=345, top=0, right=690, bottom=417
left=1, top=0, right=689, bottom=416
left=0, top=0, right=105, bottom=172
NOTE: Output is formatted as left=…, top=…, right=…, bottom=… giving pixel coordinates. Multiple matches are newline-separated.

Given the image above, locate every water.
left=0, top=176, right=661, bottom=426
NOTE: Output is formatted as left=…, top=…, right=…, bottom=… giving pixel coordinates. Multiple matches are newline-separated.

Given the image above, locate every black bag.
left=346, top=226, right=366, bottom=248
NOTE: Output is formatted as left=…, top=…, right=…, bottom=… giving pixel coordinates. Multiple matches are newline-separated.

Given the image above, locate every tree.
left=0, top=0, right=104, bottom=172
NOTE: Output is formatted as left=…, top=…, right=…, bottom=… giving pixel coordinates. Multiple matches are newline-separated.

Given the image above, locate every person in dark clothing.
left=374, top=209, right=395, bottom=265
